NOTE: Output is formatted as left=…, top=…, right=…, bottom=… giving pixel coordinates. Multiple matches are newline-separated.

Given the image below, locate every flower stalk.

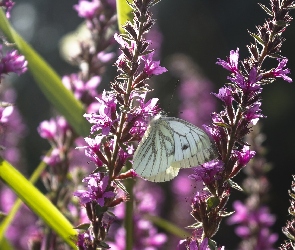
left=75, top=0, right=167, bottom=248
left=180, top=0, right=295, bottom=248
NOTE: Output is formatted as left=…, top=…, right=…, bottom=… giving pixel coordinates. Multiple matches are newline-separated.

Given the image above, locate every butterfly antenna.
left=166, top=79, right=180, bottom=116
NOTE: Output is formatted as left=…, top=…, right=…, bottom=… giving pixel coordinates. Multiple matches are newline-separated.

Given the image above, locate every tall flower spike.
left=182, top=0, right=294, bottom=247
left=75, top=0, right=167, bottom=248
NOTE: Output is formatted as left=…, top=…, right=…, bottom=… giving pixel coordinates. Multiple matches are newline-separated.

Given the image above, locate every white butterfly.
left=132, top=115, right=217, bottom=182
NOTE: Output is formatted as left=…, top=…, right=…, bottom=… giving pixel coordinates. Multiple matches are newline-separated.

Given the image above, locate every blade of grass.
left=145, top=214, right=190, bottom=238
left=116, top=0, right=133, bottom=33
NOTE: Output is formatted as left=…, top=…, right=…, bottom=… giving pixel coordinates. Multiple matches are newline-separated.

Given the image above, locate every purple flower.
left=216, top=48, right=239, bottom=73
left=270, top=57, right=292, bottom=83
left=203, top=124, right=222, bottom=144
left=74, top=174, right=115, bottom=206
left=74, top=0, right=100, bottom=19
left=77, top=230, right=94, bottom=249
left=127, top=94, right=160, bottom=138
left=0, top=0, right=14, bottom=18
left=228, top=201, right=277, bottom=239
left=62, top=74, right=101, bottom=101
left=38, top=119, right=57, bottom=140
left=143, top=52, right=167, bottom=76
left=244, top=102, right=264, bottom=125
left=177, top=235, right=213, bottom=250
left=97, top=51, right=116, bottom=64
left=0, top=45, right=27, bottom=76
left=82, top=136, right=105, bottom=167
left=84, top=91, right=118, bottom=135
left=42, top=147, right=63, bottom=166
left=235, top=145, right=256, bottom=168
left=213, top=87, right=233, bottom=106
left=229, top=67, right=262, bottom=93
left=128, top=94, right=159, bottom=121
left=0, top=105, right=13, bottom=124
left=189, top=160, right=224, bottom=186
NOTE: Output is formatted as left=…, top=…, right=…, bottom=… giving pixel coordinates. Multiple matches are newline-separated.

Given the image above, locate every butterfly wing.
left=164, top=117, right=217, bottom=169
left=147, top=166, right=180, bottom=182
left=133, top=117, right=177, bottom=182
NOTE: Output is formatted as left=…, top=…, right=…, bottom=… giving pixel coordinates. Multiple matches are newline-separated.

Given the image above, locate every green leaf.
left=228, top=179, right=244, bottom=191
left=0, top=237, right=13, bottom=250
left=218, top=210, right=235, bottom=217
left=208, top=239, right=218, bottom=250
left=0, top=10, right=90, bottom=137
left=0, top=158, right=77, bottom=248
left=186, top=222, right=203, bottom=229
left=116, top=0, right=133, bottom=33
left=95, top=205, right=108, bottom=216
left=146, top=214, right=190, bottom=238
left=258, top=3, right=272, bottom=16
left=74, top=223, right=91, bottom=230
left=207, top=196, right=220, bottom=210
left=248, top=31, right=265, bottom=46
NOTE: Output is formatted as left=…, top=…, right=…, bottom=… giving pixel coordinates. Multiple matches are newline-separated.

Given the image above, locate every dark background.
left=8, top=0, right=295, bottom=248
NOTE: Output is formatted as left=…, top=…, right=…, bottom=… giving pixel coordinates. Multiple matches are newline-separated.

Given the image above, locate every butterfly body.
left=133, top=115, right=217, bottom=182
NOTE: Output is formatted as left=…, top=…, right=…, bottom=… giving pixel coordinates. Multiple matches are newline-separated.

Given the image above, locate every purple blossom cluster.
left=0, top=0, right=14, bottom=18
left=0, top=44, right=27, bottom=79
left=226, top=123, right=278, bottom=249
left=0, top=88, right=26, bottom=167
left=34, top=0, right=118, bottom=248
left=228, top=201, right=277, bottom=249
left=0, top=89, right=32, bottom=250
left=179, top=0, right=295, bottom=248
left=0, top=187, right=38, bottom=250
left=280, top=175, right=295, bottom=249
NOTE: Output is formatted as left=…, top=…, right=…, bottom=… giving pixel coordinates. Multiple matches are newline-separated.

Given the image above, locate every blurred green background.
left=7, top=0, right=295, bottom=248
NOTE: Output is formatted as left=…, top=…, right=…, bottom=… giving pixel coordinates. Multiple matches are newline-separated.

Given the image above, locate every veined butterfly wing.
left=132, top=116, right=176, bottom=182
left=166, top=117, right=216, bottom=169
left=132, top=115, right=217, bottom=182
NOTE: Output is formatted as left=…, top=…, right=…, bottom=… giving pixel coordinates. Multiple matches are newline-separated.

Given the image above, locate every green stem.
left=124, top=179, right=134, bottom=250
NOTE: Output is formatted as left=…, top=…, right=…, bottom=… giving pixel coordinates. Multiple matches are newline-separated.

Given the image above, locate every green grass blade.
left=0, top=10, right=90, bottom=137
left=116, top=0, right=133, bottom=33
left=0, top=237, right=13, bottom=250
left=146, top=214, right=190, bottom=238
left=0, top=158, right=77, bottom=249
